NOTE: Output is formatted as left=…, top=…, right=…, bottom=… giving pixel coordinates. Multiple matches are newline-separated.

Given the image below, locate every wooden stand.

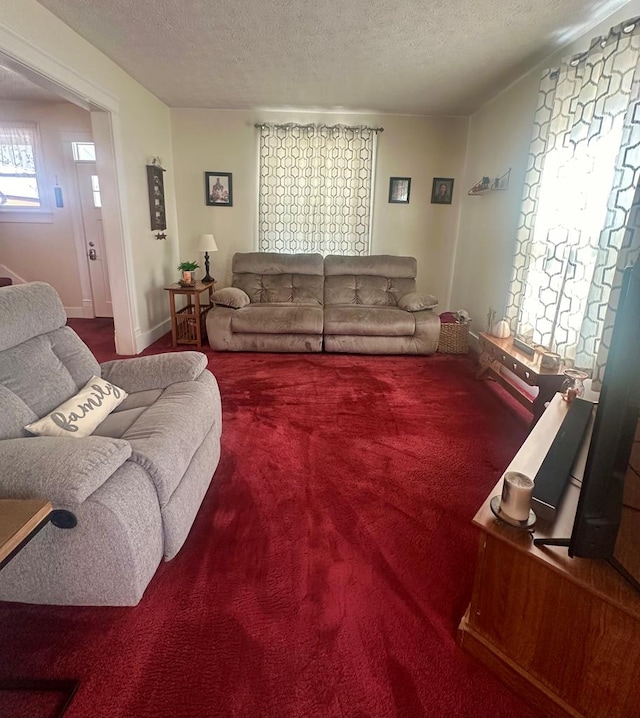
left=0, top=500, right=79, bottom=718
left=0, top=499, right=51, bottom=569
left=458, top=395, right=640, bottom=718
left=164, top=280, right=215, bottom=349
left=477, top=332, right=566, bottom=427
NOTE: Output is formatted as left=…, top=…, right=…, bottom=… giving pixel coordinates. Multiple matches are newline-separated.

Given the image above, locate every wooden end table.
left=0, top=498, right=52, bottom=570
left=0, top=499, right=79, bottom=718
left=477, top=332, right=566, bottom=428
left=164, top=280, right=215, bottom=349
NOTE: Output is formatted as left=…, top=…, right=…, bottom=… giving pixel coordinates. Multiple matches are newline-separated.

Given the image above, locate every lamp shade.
left=199, top=234, right=218, bottom=252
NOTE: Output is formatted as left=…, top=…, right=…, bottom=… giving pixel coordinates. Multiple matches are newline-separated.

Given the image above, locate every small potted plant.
left=177, top=260, right=199, bottom=287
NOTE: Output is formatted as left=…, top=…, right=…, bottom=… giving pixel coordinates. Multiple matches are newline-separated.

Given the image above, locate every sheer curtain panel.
left=257, top=123, right=380, bottom=256
left=0, top=122, right=41, bottom=208
left=505, top=18, right=640, bottom=378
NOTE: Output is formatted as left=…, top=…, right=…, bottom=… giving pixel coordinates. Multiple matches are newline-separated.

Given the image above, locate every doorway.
left=73, top=149, right=112, bottom=317
left=0, top=46, right=138, bottom=354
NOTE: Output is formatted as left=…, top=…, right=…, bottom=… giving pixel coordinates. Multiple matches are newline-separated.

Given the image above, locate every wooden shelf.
left=468, top=168, right=511, bottom=195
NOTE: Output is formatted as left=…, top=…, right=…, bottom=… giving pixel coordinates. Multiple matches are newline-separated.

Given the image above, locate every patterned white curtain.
left=0, top=122, right=37, bottom=174
left=505, top=18, right=640, bottom=375
left=0, top=122, right=40, bottom=208
left=257, top=123, right=380, bottom=255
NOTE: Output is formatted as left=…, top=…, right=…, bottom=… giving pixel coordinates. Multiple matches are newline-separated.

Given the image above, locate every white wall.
left=171, top=109, right=468, bottom=303
left=0, top=0, right=179, bottom=353
left=0, top=100, right=91, bottom=313
left=450, top=0, right=640, bottom=337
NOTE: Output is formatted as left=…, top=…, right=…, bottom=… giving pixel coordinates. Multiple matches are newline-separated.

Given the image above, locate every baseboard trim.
left=135, top=318, right=171, bottom=354
left=82, top=299, right=95, bottom=319
left=64, top=306, right=86, bottom=319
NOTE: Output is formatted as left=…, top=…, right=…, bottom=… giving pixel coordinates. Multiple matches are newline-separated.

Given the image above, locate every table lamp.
left=199, top=234, right=218, bottom=283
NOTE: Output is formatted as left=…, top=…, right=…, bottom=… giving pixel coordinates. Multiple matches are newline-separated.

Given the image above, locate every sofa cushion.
left=324, top=305, right=416, bottom=336
left=231, top=304, right=324, bottom=335
left=324, top=254, right=417, bottom=278
left=231, top=252, right=324, bottom=305
left=94, top=388, right=164, bottom=438
left=324, top=275, right=416, bottom=307
left=0, top=330, right=102, bottom=422
left=0, top=281, right=66, bottom=352
left=0, top=385, right=38, bottom=440
left=212, top=287, right=250, bottom=308
left=233, top=252, right=323, bottom=276
left=94, top=407, right=148, bottom=438
left=234, top=273, right=324, bottom=305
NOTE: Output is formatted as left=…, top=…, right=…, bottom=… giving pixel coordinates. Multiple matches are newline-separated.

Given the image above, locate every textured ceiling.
left=0, top=63, right=61, bottom=102
left=32, top=0, right=637, bottom=114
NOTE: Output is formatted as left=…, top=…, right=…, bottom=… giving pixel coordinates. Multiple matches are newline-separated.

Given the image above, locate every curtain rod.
left=550, top=15, right=640, bottom=75
left=255, top=122, right=384, bottom=133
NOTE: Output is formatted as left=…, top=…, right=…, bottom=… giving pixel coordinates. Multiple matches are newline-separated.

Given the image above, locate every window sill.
left=0, top=211, right=54, bottom=224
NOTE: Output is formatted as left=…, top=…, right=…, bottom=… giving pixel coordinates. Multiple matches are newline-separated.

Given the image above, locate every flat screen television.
left=568, top=259, right=640, bottom=591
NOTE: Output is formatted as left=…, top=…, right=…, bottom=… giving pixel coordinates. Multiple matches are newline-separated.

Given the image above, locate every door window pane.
left=91, top=175, right=102, bottom=208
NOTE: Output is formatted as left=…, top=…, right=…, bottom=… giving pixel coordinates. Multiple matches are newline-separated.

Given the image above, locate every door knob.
left=88, top=248, right=97, bottom=260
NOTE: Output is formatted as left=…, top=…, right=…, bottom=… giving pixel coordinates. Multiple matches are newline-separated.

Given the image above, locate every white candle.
left=500, top=471, right=534, bottom=522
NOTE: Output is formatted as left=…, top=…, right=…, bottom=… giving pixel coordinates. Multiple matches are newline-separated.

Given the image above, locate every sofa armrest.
left=398, top=292, right=438, bottom=312
left=100, top=352, right=207, bottom=393
left=212, top=287, right=250, bottom=308
left=0, top=436, right=131, bottom=505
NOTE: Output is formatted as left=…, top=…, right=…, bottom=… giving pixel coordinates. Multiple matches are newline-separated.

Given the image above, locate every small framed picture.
left=431, top=177, right=454, bottom=205
left=205, top=172, right=233, bottom=206
left=388, top=177, right=411, bottom=204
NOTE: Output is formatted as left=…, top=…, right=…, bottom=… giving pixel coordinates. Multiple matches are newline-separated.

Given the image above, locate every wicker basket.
left=437, top=320, right=471, bottom=354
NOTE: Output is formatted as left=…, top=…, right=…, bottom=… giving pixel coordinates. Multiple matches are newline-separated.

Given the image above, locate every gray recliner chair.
left=0, top=282, right=222, bottom=606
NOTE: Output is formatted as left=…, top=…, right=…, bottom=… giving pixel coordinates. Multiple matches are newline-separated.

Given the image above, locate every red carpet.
left=1, top=321, right=538, bottom=718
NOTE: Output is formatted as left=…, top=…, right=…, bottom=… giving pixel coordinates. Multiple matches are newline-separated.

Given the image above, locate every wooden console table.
left=458, top=396, right=640, bottom=718
left=477, top=332, right=566, bottom=427
left=164, top=280, right=214, bottom=349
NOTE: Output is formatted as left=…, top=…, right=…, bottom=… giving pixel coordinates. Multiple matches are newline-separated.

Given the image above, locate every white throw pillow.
left=25, top=376, right=128, bottom=438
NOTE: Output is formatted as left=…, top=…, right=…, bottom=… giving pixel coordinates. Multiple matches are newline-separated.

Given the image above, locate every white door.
left=75, top=162, right=112, bottom=317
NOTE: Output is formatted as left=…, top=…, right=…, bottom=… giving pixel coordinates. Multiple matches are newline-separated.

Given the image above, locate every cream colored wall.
left=0, top=0, right=179, bottom=353
left=171, top=109, right=468, bottom=302
left=0, top=100, right=91, bottom=312
left=450, top=0, right=640, bottom=337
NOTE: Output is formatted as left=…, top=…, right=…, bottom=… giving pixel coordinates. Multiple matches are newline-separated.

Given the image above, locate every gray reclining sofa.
left=0, top=282, right=222, bottom=606
left=207, top=253, right=440, bottom=354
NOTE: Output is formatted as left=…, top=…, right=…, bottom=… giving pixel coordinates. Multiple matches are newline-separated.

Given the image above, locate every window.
left=505, top=18, right=640, bottom=381
left=91, top=174, right=102, bottom=208
left=0, top=122, right=42, bottom=210
left=257, top=123, right=380, bottom=256
left=71, top=141, right=96, bottom=162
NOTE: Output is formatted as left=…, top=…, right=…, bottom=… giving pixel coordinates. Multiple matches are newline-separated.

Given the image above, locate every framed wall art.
left=146, top=164, right=167, bottom=231
left=388, top=177, right=411, bottom=204
left=205, top=172, right=233, bottom=207
left=431, top=177, right=454, bottom=205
